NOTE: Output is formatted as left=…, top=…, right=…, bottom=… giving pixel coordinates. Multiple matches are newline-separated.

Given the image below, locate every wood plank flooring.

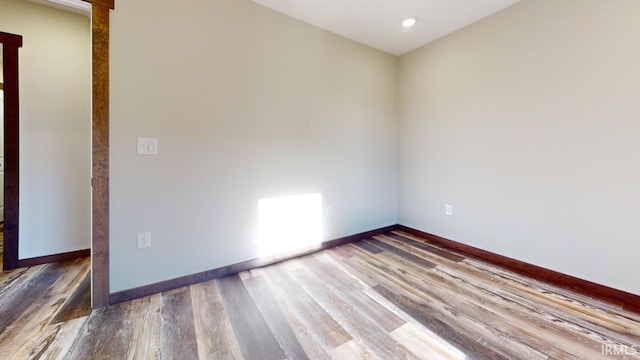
left=1, top=230, right=639, bottom=359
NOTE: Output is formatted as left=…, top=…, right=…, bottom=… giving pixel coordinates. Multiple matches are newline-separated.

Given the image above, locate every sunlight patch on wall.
left=258, top=193, right=323, bottom=258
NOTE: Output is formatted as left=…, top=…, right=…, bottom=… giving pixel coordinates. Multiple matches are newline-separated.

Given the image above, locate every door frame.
left=84, top=0, right=114, bottom=309
left=0, top=32, right=23, bottom=271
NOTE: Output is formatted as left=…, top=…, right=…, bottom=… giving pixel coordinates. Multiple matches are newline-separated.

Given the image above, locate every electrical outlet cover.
left=137, top=232, right=151, bottom=248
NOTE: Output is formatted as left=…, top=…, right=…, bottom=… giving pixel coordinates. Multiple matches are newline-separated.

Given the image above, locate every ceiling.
left=251, top=0, right=520, bottom=56
left=28, top=0, right=91, bottom=16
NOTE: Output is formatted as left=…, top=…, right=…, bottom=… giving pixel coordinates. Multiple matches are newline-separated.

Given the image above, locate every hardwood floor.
left=1, top=230, right=639, bottom=359
left=0, top=257, right=91, bottom=359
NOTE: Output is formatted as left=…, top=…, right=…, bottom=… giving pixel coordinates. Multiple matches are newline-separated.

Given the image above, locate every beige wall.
left=398, top=0, right=640, bottom=294
left=109, top=0, right=398, bottom=292
left=0, top=0, right=91, bottom=258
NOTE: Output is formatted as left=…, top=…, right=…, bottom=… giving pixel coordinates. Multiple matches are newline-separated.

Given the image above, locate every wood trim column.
left=90, top=1, right=112, bottom=308
left=1, top=32, right=23, bottom=271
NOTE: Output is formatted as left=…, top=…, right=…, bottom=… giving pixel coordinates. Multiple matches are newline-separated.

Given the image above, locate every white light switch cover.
left=445, top=204, right=453, bottom=216
left=137, top=137, right=158, bottom=155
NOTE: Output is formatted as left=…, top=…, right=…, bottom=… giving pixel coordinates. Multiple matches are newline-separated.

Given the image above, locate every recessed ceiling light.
left=402, top=16, right=418, bottom=28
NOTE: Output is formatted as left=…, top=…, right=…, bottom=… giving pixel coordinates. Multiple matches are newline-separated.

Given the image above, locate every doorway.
left=1, top=0, right=92, bottom=269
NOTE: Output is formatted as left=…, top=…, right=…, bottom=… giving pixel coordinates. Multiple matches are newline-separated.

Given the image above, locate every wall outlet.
left=324, top=206, right=333, bottom=217
left=137, top=137, right=158, bottom=155
left=445, top=204, right=453, bottom=216
left=137, top=232, right=151, bottom=248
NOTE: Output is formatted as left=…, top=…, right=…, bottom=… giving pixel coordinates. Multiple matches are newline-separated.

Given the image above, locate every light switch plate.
left=137, top=137, right=158, bottom=155
left=445, top=204, right=453, bottom=216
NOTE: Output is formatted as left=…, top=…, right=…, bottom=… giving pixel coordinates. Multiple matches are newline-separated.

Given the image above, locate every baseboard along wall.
left=109, top=225, right=398, bottom=304
left=17, top=249, right=90, bottom=268
left=396, top=225, right=640, bottom=314
left=108, top=224, right=640, bottom=315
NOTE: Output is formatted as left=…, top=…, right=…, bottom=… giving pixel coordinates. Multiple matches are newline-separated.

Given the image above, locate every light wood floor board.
left=1, top=231, right=639, bottom=359
left=191, top=280, right=244, bottom=360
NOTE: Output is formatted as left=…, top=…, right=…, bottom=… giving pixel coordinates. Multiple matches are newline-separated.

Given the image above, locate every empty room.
left=1, top=0, right=639, bottom=358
